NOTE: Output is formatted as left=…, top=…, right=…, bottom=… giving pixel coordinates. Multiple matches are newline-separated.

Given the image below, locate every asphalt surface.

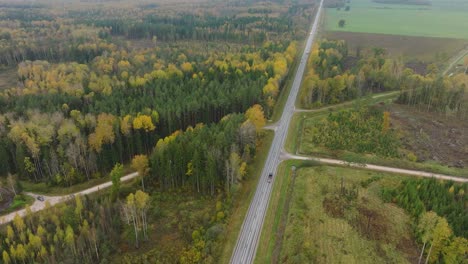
left=229, top=0, right=324, bottom=263
left=0, top=172, right=139, bottom=225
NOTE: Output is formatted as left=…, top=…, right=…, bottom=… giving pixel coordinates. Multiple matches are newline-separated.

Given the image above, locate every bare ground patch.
left=324, top=31, right=468, bottom=62
left=387, top=104, right=468, bottom=168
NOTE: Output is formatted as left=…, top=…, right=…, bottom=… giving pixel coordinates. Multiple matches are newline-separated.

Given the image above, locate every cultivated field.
left=325, top=0, right=468, bottom=39
left=277, top=166, right=419, bottom=263
left=323, top=31, right=468, bottom=62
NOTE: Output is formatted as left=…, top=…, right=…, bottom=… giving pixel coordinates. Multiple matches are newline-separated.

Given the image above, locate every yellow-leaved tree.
left=245, top=104, right=266, bottom=132
left=131, top=155, right=149, bottom=191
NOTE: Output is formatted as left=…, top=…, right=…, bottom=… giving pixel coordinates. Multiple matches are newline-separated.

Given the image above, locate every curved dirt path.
left=0, top=172, right=139, bottom=225
left=280, top=152, right=467, bottom=183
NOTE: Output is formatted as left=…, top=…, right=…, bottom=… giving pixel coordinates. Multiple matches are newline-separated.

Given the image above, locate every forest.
left=0, top=112, right=258, bottom=263
left=299, top=39, right=468, bottom=119
left=0, top=0, right=316, bottom=263
left=381, top=178, right=467, bottom=263
left=0, top=2, right=301, bottom=187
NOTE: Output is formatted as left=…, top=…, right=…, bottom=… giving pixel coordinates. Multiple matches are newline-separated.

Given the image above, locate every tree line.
left=300, top=40, right=467, bottom=118
left=300, top=40, right=404, bottom=107
left=381, top=178, right=467, bottom=263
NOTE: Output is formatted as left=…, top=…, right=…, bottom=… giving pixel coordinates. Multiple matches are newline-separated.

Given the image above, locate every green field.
left=267, top=166, right=419, bottom=263
left=325, top=0, right=468, bottom=39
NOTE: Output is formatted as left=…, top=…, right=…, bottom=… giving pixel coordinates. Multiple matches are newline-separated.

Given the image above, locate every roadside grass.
left=254, top=159, right=319, bottom=264
left=325, top=0, right=468, bottom=39
left=295, top=108, right=468, bottom=178
left=276, top=166, right=418, bottom=263
left=21, top=166, right=134, bottom=196
left=0, top=194, right=34, bottom=216
left=219, top=130, right=274, bottom=263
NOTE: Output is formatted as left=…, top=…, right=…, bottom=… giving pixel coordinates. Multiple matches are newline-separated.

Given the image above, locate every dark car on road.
left=37, top=195, right=45, bottom=201
left=268, top=173, right=273, bottom=183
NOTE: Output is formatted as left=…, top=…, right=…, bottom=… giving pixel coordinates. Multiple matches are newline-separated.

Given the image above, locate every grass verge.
left=254, top=159, right=319, bottom=264
left=218, top=130, right=275, bottom=263
left=0, top=194, right=35, bottom=216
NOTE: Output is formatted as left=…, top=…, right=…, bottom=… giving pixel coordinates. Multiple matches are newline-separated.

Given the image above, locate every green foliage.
left=110, top=163, right=124, bottom=200
left=309, top=107, right=400, bottom=157
left=150, top=114, right=253, bottom=195
left=278, top=167, right=417, bottom=263
left=384, top=178, right=467, bottom=238
left=397, top=76, right=466, bottom=115
left=1, top=196, right=122, bottom=263
left=4, top=194, right=33, bottom=213
left=0, top=39, right=296, bottom=186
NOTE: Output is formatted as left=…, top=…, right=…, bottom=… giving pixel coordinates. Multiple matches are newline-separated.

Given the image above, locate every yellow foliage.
left=131, top=154, right=149, bottom=177
left=167, top=64, right=183, bottom=78
left=132, top=114, right=155, bottom=132
left=273, top=55, right=288, bottom=78
left=88, top=113, right=116, bottom=152
left=245, top=104, right=266, bottom=132
left=262, top=78, right=279, bottom=97
left=181, top=62, right=193, bottom=73
left=120, top=115, right=132, bottom=136
left=117, top=60, right=131, bottom=71
left=151, top=69, right=168, bottom=79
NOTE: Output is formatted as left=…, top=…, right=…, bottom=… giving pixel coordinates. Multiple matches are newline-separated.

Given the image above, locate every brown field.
left=386, top=104, right=468, bottom=169
left=324, top=31, right=468, bottom=63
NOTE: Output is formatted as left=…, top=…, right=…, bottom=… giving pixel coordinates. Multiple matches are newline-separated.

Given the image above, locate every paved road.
left=0, top=172, right=139, bottom=225
left=229, top=0, right=324, bottom=263
left=280, top=152, right=468, bottom=183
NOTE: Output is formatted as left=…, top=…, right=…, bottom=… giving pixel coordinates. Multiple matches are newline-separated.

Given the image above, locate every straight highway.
left=229, top=0, right=325, bottom=263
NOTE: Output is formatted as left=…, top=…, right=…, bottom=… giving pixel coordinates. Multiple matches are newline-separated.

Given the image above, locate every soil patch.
left=405, top=61, right=427, bottom=75
left=397, top=236, right=420, bottom=264
left=324, top=31, right=468, bottom=62
left=354, top=206, right=388, bottom=242
left=386, top=104, right=468, bottom=168
left=323, top=196, right=346, bottom=218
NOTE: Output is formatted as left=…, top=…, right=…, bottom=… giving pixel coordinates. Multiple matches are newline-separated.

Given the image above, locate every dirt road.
left=0, top=172, right=139, bottom=225
left=280, top=152, right=467, bottom=183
